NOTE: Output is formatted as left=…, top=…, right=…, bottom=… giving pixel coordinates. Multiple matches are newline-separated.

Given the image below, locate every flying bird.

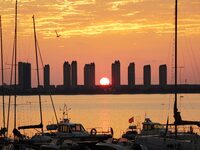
left=55, top=30, right=61, bottom=37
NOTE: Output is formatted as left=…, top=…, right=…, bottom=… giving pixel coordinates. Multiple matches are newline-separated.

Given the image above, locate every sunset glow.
left=100, top=77, right=110, bottom=85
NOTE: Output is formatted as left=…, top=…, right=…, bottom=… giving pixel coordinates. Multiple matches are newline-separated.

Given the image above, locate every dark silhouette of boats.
left=122, top=117, right=166, bottom=142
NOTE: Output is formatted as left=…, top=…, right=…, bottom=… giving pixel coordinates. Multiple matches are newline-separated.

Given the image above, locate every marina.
left=1, top=0, right=200, bottom=149
left=1, top=94, right=200, bottom=139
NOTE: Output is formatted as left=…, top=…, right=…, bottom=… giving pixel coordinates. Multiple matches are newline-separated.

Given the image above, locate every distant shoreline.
left=0, top=84, right=200, bottom=95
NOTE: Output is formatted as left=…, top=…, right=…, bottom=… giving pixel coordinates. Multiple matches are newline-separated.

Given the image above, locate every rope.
left=6, top=34, right=15, bottom=136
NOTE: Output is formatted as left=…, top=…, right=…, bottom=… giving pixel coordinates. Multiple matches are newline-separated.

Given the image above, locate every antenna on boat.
left=33, top=15, right=44, bottom=133
left=0, top=15, right=6, bottom=136
left=62, top=104, right=71, bottom=121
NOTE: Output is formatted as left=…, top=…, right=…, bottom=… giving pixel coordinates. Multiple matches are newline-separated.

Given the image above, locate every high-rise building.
left=90, top=63, right=95, bottom=87
left=44, top=64, right=50, bottom=87
left=71, top=61, right=77, bottom=87
left=128, top=62, right=135, bottom=86
left=84, top=63, right=95, bottom=88
left=63, top=61, right=70, bottom=87
left=111, top=60, right=120, bottom=87
left=159, top=64, right=167, bottom=86
left=84, top=64, right=89, bottom=87
left=18, top=62, right=31, bottom=89
left=143, top=65, right=151, bottom=86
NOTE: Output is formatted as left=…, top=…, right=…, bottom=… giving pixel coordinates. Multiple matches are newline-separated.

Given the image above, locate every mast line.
left=6, top=38, right=15, bottom=135
left=33, top=15, right=44, bottom=133
left=0, top=15, right=5, bottom=130
left=174, top=0, right=178, bottom=136
left=14, top=0, right=18, bottom=130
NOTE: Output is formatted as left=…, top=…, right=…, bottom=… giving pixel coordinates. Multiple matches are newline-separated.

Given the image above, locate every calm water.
left=0, top=94, right=200, bottom=138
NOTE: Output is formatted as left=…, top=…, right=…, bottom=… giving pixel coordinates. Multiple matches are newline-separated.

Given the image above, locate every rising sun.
left=100, top=77, right=110, bottom=85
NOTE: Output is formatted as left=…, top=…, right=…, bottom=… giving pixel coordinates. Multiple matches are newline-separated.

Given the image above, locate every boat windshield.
left=70, top=124, right=85, bottom=132
left=58, top=123, right=86, bottom=133
left=143, top=124, right=164, bottom=131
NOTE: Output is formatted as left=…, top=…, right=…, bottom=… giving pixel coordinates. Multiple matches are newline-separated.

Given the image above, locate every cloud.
left=1, top=0, right=200, bottom=38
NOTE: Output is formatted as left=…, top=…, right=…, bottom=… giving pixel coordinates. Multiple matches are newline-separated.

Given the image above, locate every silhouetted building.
left=159, top=64, right=167, bottom=86
left=90, top=63, right=95, bottom=87
left=18, top=62, right=31, bottom=89
left=63, top=61, right=70, bottom=87
left=84, top=63, right=95, bottom=88
left=44, top=64, right=50, bottom=87
left=84, top=64, right=89, bottom=87
left=112, top=60, right=120, bottom=87
left=128, top=62, right=135, bottom=86
left=143, top=65, right=151, bottom=86
left=71, top=61, right=77, bottom=87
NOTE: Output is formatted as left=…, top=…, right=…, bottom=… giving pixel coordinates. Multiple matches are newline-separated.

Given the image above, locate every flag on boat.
left=129, top=117, right=134, bottom=123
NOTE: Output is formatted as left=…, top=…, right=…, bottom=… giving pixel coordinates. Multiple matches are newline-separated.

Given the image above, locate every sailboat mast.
left=0, top=16, right=5, bottom=130
left=14, top=0, right=18, bottom=130
left=174, top=0, right=178, bottom=136
left=32, top=15, right=43, bottom=133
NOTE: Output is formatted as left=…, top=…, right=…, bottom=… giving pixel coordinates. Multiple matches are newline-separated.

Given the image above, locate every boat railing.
left=87, top=127, right=113, bottom=136
left=167, top=125, right=200, bottom=135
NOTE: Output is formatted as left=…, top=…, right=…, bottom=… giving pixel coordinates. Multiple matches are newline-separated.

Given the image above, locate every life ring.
left=90, top=128, right=97, bottom=136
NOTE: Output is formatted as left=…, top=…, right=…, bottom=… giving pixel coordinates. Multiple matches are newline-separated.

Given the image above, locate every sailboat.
left=135, top=0, right=200, bottom=149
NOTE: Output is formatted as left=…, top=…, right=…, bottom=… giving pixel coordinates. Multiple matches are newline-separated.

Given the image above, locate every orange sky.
left=1, top=0, right=200, bottom=86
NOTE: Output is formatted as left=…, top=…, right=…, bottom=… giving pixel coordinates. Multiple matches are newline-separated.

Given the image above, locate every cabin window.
left=58, top=125, right=70, bottom=133
left=76, top=125, right=81, bottom=131
left=71, top=125, right=76, bottom=132
left=143, top=124, right=154, bottom=130
left=70, top=124, right=85, bottom=132
left=58, top=126, right=62, bottom=132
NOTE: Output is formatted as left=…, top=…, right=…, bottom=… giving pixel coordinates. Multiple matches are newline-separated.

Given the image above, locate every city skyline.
left=0, top=0, right=200, bottom=86
left=14, top=60, right=172, bottom=87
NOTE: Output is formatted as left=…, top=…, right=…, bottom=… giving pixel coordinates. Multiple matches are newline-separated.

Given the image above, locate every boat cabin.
left=141, top=118, right=165, bottom=135
left=46, top=119, right=86, bottom=134
left=122, top=125, right=138, bottom=140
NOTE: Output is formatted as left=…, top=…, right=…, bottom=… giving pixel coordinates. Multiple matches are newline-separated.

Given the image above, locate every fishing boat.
left=38, top=104, right=113, bottom=149
left=135, top=0, right=200, bottom=149
left=122, top=118, right=166, bottom=140
left=122, top=117, right=166, bottom=142
left=140, top=118, right=166, bottom=136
